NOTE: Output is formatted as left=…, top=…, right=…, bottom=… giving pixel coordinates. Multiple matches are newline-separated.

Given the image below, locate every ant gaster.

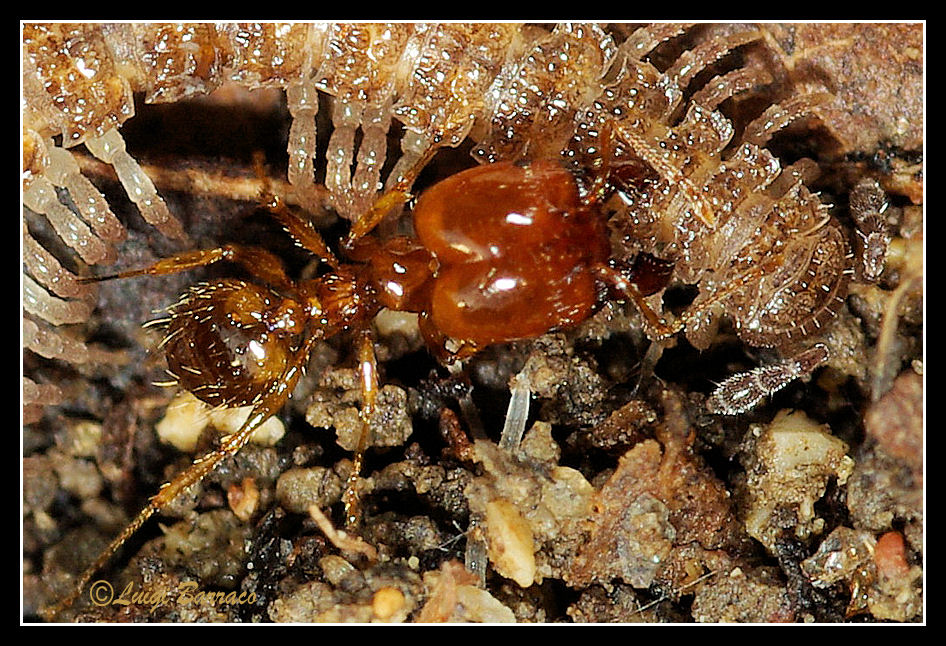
left=45, top=124, right=824, bottom=617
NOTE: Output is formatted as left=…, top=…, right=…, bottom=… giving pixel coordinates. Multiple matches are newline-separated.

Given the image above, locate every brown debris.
left=466, top=434, right=595, bottom=587
left=226, top=477, right=259, bottom=522
left=308, top=505, right=378, bottom=562
left=566, top=390, right=744, bottom=589
left=739, top=410, right=854, bottom=554
left=864, top=370, right=923, bottom=481
left=846, top=371, right=923, bottom=561
left=691, top=566, right=795, bottom=623
left=305, top=370, right=413, bottom=452
left=580, top=399, right=657, bottom=451
left=869, top=530, right=922, bottom=622
left=268, top=558, right=425, bottom=623
left=765, top=23, right=923, bottom=155
left=415, top=560, right=514, bottom=623
left=567, top=584, right=657, bottom=623
left=802, top=526, right=922, bottom=621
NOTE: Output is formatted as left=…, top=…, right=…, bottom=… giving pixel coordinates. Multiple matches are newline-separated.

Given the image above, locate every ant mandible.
left=45, top=121, right=783, bottom=618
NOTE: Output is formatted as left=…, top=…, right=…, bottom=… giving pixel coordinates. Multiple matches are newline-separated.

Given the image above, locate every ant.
left=43, top=119, right=833, bottom=619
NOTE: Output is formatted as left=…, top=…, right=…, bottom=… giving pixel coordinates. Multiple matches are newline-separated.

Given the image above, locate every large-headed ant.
left=45, top=106, right=846, bottom=616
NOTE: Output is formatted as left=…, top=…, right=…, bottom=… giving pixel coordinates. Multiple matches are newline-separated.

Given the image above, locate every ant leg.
left=40, top=335, right=316, bottom=620
left=342, top=327, right=379, bottom=527
left=344, top=144, right=441, bottom=246
left=254, top=153, right=340, bottom=269
left=260, top=191, right=340, bottom=269
left=706, top=343, right=829, bottom=415
left=417, top=311, right=480, bottom=365
left=600, top=257, right=772, bottom=347
left=596, top=264, right=682, bottom=341
left=79, top=244, right=294, bottom=292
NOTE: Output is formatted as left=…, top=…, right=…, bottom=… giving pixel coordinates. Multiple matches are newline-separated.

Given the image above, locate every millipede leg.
left=610, top=121, right=717, bottom=227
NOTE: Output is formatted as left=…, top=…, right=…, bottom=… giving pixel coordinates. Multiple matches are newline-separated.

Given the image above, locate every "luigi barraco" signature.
left=89, top=579, right=257, bottom=612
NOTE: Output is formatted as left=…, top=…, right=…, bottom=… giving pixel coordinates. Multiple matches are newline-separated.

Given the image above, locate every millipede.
left=22, top=22, right=923, bottom=623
